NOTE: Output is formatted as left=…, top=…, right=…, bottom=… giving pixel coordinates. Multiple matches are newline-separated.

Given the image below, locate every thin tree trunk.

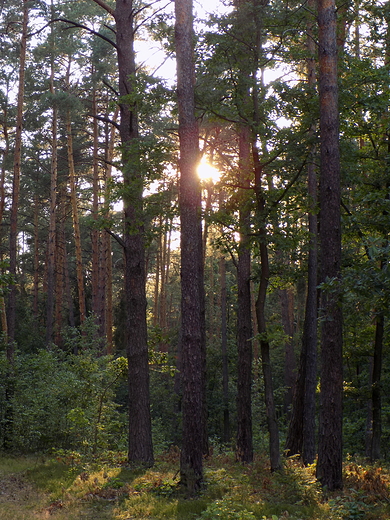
left=33, top=192, right=40, bottom=319
left=54, top=183, right=66, bottom=346
left=253, top=148, right=281, bottom=472
left=280, top=288, right=295, bottom=417
left=316, top=0, right=343, bottom=491
left=7, top=0, right=28, bottom=357
left=220, top=255, right=230, bottom=444
left=102, top=104, right=118, bottom=354
left=91, top=87, right=101, bottom=330
left=46, top=43, right=58, bottom=344
left=236, top=124, right=253, bottom=464
left=66, top=108, right=86, bottom=326
left=369, top=313, right=383, bottom=461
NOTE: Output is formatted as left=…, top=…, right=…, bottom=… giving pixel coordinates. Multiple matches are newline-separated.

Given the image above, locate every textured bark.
left=236, top=125, right=253, bottom=464
left=115, top=0, right=154, bottom=465
left=175, top=0, right=205, bottom=492
left=316, top=0, right=343, bottom=491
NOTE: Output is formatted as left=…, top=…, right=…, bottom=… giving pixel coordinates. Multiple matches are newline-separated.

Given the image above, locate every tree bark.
left=115, top=0, right=154, bottom=465
left=316, top=0, right=343, bottom=491
left=285, top=0, right=318, bottom=465
left=175, top=0, right=205, bottom=492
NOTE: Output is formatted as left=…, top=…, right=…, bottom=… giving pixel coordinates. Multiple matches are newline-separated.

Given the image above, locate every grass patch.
left=0, top=451, right=389, bottom=519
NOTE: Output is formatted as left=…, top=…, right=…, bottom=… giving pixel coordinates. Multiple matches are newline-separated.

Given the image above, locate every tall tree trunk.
left=46, top=36, right=58, bottom=344
left=316, top=0, right=343, bottom=491
left=7, top=0, right=28, bottom=357
left=91, top=87, right=101, bottom=331
left=236, top=124, right=253, bottom=464
left=285, top=0, right=318, bottom=465
left=55, top=182, right=67, bottom=346
left=368, top=312, right=383, bottom=461
left=253, top=148, right=281, bottom=472
left=0, top=106, right=9, bottom=340
left=175, top=0, right=205, bottom=492
left=220, top=254, right=230, bottom=444
left=280, top=288, right=295, bottom=417
left=102, top=104, right=118, bottom=353
left=66, top=108, right=86, bottom=326
left=33, top=192, right=40, bottom=319
left=115, top=0, right=154, bottom=465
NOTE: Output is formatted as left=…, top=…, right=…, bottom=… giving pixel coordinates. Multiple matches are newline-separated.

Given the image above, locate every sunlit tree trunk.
left=316, top=0, right=343, bottom=491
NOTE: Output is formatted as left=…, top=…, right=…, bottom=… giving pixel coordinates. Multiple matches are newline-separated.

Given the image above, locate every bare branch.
left=51, top=18, right=117, bottom=49
left=105, top=227, right=125, bottom=249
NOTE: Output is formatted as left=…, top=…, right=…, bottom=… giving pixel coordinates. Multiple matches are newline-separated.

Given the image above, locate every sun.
left=197, top=157, right=220, bottom=183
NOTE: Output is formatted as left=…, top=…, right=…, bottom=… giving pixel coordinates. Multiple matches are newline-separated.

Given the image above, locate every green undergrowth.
left=0, top=451, right=389, bottom=519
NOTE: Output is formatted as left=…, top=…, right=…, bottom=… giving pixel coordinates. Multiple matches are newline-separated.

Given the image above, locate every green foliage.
left=199, top=496, right=257, bottom=520
left=0, top=320, right=128, bottom=453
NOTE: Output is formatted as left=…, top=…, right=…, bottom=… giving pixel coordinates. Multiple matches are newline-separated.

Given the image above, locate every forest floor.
left=0, top=449, right=389, bottom=520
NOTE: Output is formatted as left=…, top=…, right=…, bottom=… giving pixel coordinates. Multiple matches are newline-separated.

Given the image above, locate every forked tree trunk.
left=316, top=0, right=343, bottom=491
